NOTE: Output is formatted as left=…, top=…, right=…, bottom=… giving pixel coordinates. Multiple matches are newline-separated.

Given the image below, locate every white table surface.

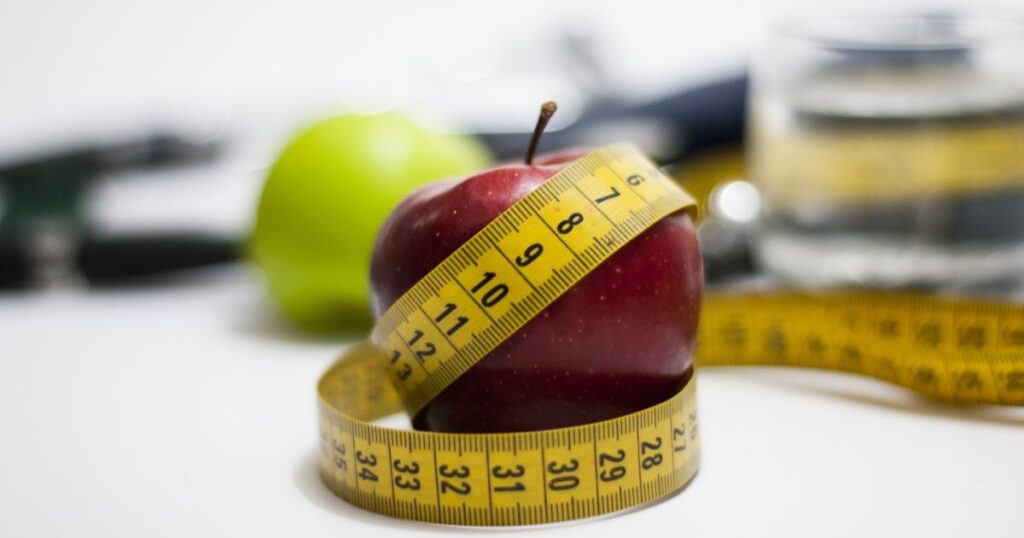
left=2, top=268, right=1022, bottom=537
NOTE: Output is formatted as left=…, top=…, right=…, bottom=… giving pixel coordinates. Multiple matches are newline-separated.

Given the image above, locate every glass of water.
left=749, top=15, right=1024, bottom=290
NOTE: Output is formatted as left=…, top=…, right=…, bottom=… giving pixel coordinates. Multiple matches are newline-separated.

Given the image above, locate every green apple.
left=250, top=113, right=492, bottom=333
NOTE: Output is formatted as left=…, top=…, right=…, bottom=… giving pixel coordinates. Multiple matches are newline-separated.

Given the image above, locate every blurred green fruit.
left=250, top=114, right=492, bottom=333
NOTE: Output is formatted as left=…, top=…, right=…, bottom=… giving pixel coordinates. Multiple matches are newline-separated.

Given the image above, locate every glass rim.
left=774, top=15, right=1024, bottom=52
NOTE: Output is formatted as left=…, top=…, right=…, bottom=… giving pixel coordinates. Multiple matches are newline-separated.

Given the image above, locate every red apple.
left=369, top=104, right=703, bottom=432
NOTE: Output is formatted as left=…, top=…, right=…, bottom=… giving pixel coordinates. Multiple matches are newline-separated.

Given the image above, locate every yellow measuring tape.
left=317, top=145, right=1024, bottom=526
left=753, top=120, right=1024, bottom=205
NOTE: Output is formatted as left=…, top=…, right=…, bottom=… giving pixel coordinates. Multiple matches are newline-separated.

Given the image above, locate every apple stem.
left=525, top=101, right=557, bottom=165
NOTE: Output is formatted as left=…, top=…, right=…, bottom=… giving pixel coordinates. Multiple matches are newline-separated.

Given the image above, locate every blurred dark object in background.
left=0, top=133, right=238, bottom=289
left=0, top=75, right=751, bottom=291
left=478, top=74, right=747, bottom=165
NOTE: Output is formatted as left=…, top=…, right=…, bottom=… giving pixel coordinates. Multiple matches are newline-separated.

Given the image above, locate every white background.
left=2, top=0, right=1023, bottom=537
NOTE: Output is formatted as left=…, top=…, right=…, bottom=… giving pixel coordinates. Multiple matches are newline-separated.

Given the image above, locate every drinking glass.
left=749, top=15, right=1024, bottom=289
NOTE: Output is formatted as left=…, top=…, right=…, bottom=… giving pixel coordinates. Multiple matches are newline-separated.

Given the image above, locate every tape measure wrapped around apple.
left=317, top=103, right=1024, bottom=526
left=320, top=103, right=704, bottom=524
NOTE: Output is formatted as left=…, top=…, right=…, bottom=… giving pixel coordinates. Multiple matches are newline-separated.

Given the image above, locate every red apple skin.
left=370, top=151, right=703, bottom=433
